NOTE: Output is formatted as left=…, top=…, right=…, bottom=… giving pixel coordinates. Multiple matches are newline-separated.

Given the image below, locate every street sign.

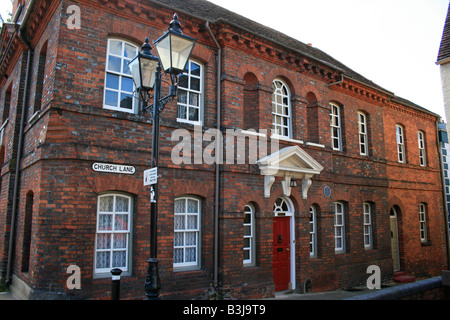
left=144, top=167, right=158, bottom=186
left=92, top=162, right=135, bottom=175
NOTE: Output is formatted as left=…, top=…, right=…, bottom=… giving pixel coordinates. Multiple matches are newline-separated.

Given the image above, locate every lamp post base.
left=144, top=258, right=161, bottom=300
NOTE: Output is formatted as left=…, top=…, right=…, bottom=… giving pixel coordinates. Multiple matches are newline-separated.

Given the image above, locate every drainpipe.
left=205, top=21, right=222, bottom=290
left=5, top=0, right=35, bottom=285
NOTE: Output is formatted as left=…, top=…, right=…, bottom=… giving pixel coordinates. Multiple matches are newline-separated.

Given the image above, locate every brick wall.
left=0, top=0, right=447, bottom=300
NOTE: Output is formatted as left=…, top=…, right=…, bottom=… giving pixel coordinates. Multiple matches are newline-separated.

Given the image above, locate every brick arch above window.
left=170, top=179, right=212, bottom=200
left=237, top=64, right=264, bottom=84
left=90, top=175, right=140, bottom=196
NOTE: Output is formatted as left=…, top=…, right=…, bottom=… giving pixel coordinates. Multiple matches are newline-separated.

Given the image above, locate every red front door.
left=273, top=217, right=291, bottom=291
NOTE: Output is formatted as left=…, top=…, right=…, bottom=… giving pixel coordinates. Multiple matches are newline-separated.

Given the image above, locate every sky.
left=207, top=0, right=450, bottom=120
left=0, top=0, right=449, bottom=120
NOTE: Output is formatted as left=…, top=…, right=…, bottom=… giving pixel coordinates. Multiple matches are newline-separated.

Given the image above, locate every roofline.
left=436, top=56, right=450, bottom=65
left=147, top=0, right=345, bottom=74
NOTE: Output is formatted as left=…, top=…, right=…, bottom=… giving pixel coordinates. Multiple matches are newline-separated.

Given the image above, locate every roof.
left=438, top=2, right=450, bottom=63
left=154, top=0, right=385, bottom=91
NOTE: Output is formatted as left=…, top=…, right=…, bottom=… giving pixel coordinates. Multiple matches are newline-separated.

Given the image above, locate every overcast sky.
left=1, top=0, right=449, bottom=120
left=207, top=0, right=449, bottom=120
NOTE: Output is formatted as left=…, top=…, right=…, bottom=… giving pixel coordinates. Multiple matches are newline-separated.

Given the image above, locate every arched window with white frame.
left=94, top=193, right=133, bottom=276
left=243, top=204, right=256, bottom=266
left=396, top=124, right=406, bottom=163
left=418, top=131, right=426, bottom=167
left=173, top=196, right=201, bottom=269
left=272, top=79, right=292, bottom=138
left=103, top=39, right=138, bottom=113
left=419, top=203, right=428, bottom=243
left=358, top=112, right=368, bottom=156
left=177, top=60, right=203, bottom=125
left=334, top=202, right=345, bottom=253
left=330, top=103, right=342, bottom=151
left=363, top=202, right=373, bottom=250
left=309, top=205, right=317, bottom=258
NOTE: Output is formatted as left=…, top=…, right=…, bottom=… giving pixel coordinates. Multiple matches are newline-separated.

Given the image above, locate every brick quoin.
left=0, top=0, right=447, bottom=300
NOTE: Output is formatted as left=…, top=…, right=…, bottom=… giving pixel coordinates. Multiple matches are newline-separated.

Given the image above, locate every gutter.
left=205, top=21, right=222, bottom=291
left=5, top=0, right=36, bottom=285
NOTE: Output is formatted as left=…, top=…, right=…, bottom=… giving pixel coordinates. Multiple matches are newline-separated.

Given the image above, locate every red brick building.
left=0, top=0, right=447, bottom=299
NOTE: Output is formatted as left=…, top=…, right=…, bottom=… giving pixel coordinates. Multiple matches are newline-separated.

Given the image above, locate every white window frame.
left=177, top=60, right=203, bottom=125
left=396, top=124, right=406, bottom=163
left=103, top=39, right=138, bottom=114
left=419, top=203, right=428, bottom=242
left=173, top=197, right=201, bottom=269
left=334, top=202, right=345, bottom=253
left=94, top=193, right=132, bottom=276
left=309, top=205, right=317, bottom=258
left=272, top=79, right=292, bottom=138
left=363, top=202, right=373, bottom=250
left=418, top=131, right=426, bottom=167
left=358, top=112, right=368, bottom=156
left=243, top=204, right=255, bottom=266
left=330, top=103, right=342, bottom=151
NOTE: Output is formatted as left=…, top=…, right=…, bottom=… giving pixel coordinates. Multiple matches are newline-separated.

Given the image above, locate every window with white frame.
left=243, top=204, right=255, bottom=265
left=396, top=124, right=406, bottom=163
left=419, top=203, right=428, bottom=242
left=95, top=194, right=132, bottom=275
left=174, top=197, right=201, bottom=269
left=330, top=103, right=342, bottom=151
left=104, top=39, right=138, bottom=113
left=177, top=60, right=203, bottom=125
left=363, top=202, right=373, bottom=250
left=358, top=112, right=368, bottom=156
left=334, top=202, right=345, bottom=252
left=309, top=205, right=317, bottom=258
left=272, top=80, right=291, bottom=138
left=418, top=131, right=426, bottom=167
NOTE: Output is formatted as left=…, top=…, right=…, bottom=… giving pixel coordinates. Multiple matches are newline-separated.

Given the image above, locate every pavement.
left=0, top=291, right=15, bottom=300
left=265, top=281, right=406, bottom=300
left=0, top=282, right=401, bottom=300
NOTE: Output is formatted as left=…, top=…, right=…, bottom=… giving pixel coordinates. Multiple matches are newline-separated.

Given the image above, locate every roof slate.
left=438, top=3, right=450, bottom=63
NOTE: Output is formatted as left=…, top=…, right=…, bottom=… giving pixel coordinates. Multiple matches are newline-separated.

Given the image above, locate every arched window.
left=358, top=112, right=368, bottom=156
left=94, top=193, right=132, bottom=275
left=396, top=124, right=406, bottom=163
left=174, top=196, right=201, bottom=269
left=243, top=204, right=255, bottom=266
left=419, top=203, right=428, bottom=243
left=330, top=103, right=342, bottom=151
left=309, top=205, right=317, bottom=258
left=334, top=202, right=345, bottom=252
left=103, top=39, right=138, bottom=113
left=272, top=80, right=291, bottom=138
left=273, top=197, right=293, bottom=216
left=418, top=131, right=426, bottom=167
left=177, top=60, right=203, bottom=125
left=363, top=202, right=373, bottom=250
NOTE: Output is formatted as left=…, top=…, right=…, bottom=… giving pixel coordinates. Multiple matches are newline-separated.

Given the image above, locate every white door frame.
left=390, top=207, right=400, bottom=272
left=273, top=197, right=296, bottom=290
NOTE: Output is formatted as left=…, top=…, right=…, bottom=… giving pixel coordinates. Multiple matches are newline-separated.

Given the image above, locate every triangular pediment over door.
left=257, top=146, right=324, bottom=199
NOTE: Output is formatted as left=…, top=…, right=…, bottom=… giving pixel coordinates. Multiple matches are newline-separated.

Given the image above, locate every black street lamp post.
left=128, top=13, right=196, bottom=300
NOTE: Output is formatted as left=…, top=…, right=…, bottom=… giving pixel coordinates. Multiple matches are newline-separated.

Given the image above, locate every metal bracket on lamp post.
left=141, top=85, right=177, bottom=116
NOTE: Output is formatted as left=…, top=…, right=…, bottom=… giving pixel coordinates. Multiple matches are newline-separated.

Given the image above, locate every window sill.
left=93, top=271, right=131, bottom=279
left=271, top=135, right=304, bottom=145
left=173, top=265, right=202, bottom=273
